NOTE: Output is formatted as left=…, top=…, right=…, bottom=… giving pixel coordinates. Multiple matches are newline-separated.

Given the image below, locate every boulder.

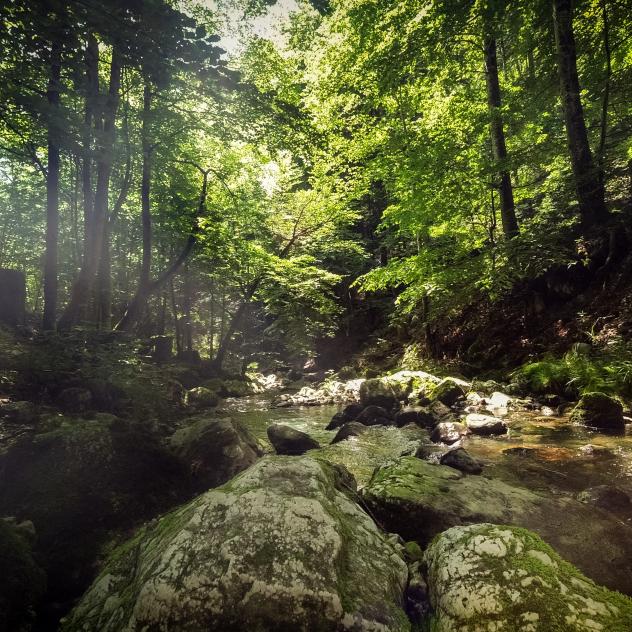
left=439, top=447, right=483, bottom=474
left=359, top=378, right=398, bottom=409
left=428, top=400, right=456, bottom=425
left=425, top=523, right=632, bottom=631
left=430, top=378, right=466, bottom=407
left=56, top=387, right=93, bottom=414
left=0, top=418, right=187, bottom=604
left=267, top=423, right=320, bottom=455
left=465, top=413, right=507, bottom=436
left=570, top=392, right=625, bottom=433
left=62, top=456, right=410, bottom=632
left=486, top=391, right=512, bottom=409
left=430, top=421, right=468, bottom=444
left=362, top=456, right=632, bottom=594
left=331, top=421, right=369, bottom=444
left=0, top=519, right=46, bottom=632
left=576, top=485, right=632, bottom=518
left=185, top=386, right=219, bottom=409
left=356, top=405, right=395, bottom=426
left=394, top=407, right=434, bottom=428
left=169, top=417, right=262, bottom=492
left=325, top=403, right=364, bottom=430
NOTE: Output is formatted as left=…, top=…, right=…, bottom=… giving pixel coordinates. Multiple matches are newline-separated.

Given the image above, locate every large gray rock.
left=356, top=405, right=395, bottom=426
left=330, top=421, right=369, bottom=444
left=425, top=524, right=632, bottom=631
left=430, top=421, right=467, bottom=444
left=362, top=456, right=632, bottom=594
left=169, top=417, right=262, bottom=492
left=430, top=378, right=467, bottom=407
left=62, top=456, right=410, bottom=631
left=359, top=378, right=398, bottom=409
left=267, top=423, right=320, bottom=455
left=464, top=413, right=507, bottom=436
left=570, top=392, right=625, bottom=433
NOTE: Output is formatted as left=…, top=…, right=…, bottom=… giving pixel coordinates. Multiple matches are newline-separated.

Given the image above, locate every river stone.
left=267, top=423, right=320, bottom=455
left=359, top=378, right=398, bottom=409
left=464, top=413, right=507, bottom=436
left=439, top=448, right=483, bottom=474
left=169, top=417, right=262, bottom=492
left=430, top=378, right=467, bottom=407
left=430, top=421, right=467, bottom=444
left=570, top=392, right=625, bottom=433
left=331, top=421, right=369, bottom=444
left=356, top=405, right=395, bottom=426
left=185, top=386, right=220, bottom=409
left=425, top=523, right=632, bottom=632
left=428, top=400, right=456, bottom=425
left=362, top=456, right=632, bottom=594
left=62, top=456, right=410, bottom=631
left=395, top=407, right=434, bottom=428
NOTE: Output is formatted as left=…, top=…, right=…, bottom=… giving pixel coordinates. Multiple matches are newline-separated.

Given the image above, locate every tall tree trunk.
left=43, top=39, right=62, bottom=330
left=484, top=35, right=518, bottom=238
left=58, top=48, right=121, bottom=330
left=82, top=33, right=98, bottom=253
left=170, top=279, right=182, bottom=355
left=552, top=0, right=608, bottom=228
left=596, top=0, right=611, bottom=181
left=182, top=262, right=193, bottom=352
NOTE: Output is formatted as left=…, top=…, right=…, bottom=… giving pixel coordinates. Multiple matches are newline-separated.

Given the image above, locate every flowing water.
left=221, top=395, right=632, bottom=500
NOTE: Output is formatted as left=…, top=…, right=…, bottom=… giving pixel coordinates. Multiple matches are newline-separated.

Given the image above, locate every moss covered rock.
left=362, top=457, right=632, bottom=595
left=0, top=519, right=46, bottom=632
left=431, top=378, right=467, bottom=407
left=185, top=386, right=220, bottom=409
left=359, top=377, right=398, bottom=409
left=62, top=456, right=410, bottom=631
left=169, top=417, right=262, bottom=492
left=267, top=423, right=320, bottom=455
left=0, top=418, right=187, bottom=605
left=425, top=523, right=632, bottom=631
left=570, top=392, right=625, bottom=433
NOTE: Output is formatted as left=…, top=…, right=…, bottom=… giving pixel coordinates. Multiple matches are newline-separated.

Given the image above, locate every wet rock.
left=185, top=386, right=219, bottom=409
left=326, top=411, right=347, bottom=430
left=430, top=378, right=466, bottom=407
left=405, top=560, right=430, bottom=624
left=0, top=519, right=46, bottom=632
left=272, top=379, right=365, bottom=407
left=220, top=379, right=253, bottom=398
left=267, top=423, right=320, bottom=455
left=578, top=443, right=614, bottom=458
left=56, top=387, right=93, bottom=414
left=394, top=407, right=434, bottom=428
left=428, top=400, right=456, bottom=425
left=359, top=378, right=398, bottom=409
left=430, top=421, right=467, bottom=444
left=570, top=392, right=625, bottom=433
left=439, top=447, right=483, bottom=474
left=330, top=421, right=369, bottom=444
left=62, top=456, right=410, bottom=632
left=503, top=446, right=538, bottom=458
left=465, top=413, right=507, bottom=436
left=362, top=456, right=632, bottom=594
left=169, top=417, right=262, bottom=492
left=325, top=403, right=364, bottom=430
left=577, top=485, right=632, bottom=518
left=0, top=418, right=187, bottom=605
left=425, top=523, right=632, bottom=631
left=356, top=405, right=395, bottom=426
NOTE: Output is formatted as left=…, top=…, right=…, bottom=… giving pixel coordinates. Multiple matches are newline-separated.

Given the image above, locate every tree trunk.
left=484, top=35, right=519, bottom=238
left=43, top=39, right=62, bottom=331
left=182, top=262, right=193, bottom=352
left=552, top=0, right=608, bottom=228
left=82, top=33, right=98, bottom=254
left=58, top=47, right=121, bottom=330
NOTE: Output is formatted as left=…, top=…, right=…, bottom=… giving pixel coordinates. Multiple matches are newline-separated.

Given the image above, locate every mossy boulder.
left=185, top=386, right=220, bottom=409
left=362, top=456, right=632, bottom=594
left=267, top=423, right=320, bottom=455
left=359, top=377, right=398, bottom=409
left=220, top=379, right=253, bottom=398
left=431, top=378, right=467, bottom=407
left=62, top=456, right=410, bottom=631
left=425, top=523, right=632, bottom=631
left=169, top=417, right=262, bottom=492
left=0, top=418, right=187, bottom=605
left=570, top=392, right=625, bottom=433
left=0, top=519, right=46, bottom=632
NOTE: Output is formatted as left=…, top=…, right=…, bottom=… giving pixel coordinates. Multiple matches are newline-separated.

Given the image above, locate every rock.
left=0, top=400, right=38, bottom=424
left=272, top=379, right=365, bottom=407
left=570, top=392, right=625, bottom=433
left=486, top=391, right=512, bottom=409
left=356, top=405, right=395, bottom=426
left=0, top=418, right=187, bottom=604
left=220, top=379, right=252, bottom=398
left=185, top=386, right=219, bottom=408
left=394, top=407, right=434, bottom=428
left=430, top=377, right=466, bottom=406
left=267, top=423, right=320, bottom=455
left=578, top=443, right=614, bottom=458
left=56, top=387, right=93, bottom=413
left=169, top=417, right=262, bottom=492
left=465, top=413, right=507, bottom=436
left=439, top=447, right=483, bottom=474
left=326, top=411, right=347, bottom=430
left=428, top=400, right=455, bottom=425
left=286, top=368, right=303, bottom=382
left=430, top=421, right=468, bottom=444
left=359, top=378, right=398, bottom=409
left=325, top=403, right=364, bottom=430
left=425, top=523, right=632, bottom=632
left=330, top=421, right=369, bottom=444
left=577, top=485, right=632, bottom=518
left=62, top=456, right=410, bottom=632
left=405, top=560, right=430, bottom=624
left=362, top=456, right=632, bottom=594
left=0, top=519, right=46, bottom=632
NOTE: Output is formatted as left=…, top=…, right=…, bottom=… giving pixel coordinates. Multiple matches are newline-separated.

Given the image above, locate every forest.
left=1, top=0, right=632, bottom=630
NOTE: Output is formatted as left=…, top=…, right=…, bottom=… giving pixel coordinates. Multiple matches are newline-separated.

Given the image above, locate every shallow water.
left=223, top=395, right=632, bottom=502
